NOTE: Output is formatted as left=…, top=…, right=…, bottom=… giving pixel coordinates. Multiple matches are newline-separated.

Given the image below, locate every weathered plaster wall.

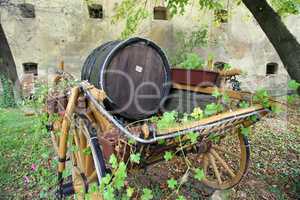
left=1, top=0, right=299, bottom=89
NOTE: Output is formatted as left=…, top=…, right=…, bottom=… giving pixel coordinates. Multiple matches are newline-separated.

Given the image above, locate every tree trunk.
left=0, top=22, right=21, bottom=104
left=242, top=0, right=300, bottom=84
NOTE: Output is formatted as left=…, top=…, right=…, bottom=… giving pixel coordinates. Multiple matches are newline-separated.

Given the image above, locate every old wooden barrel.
left=81, top=37, right=171, bottom=120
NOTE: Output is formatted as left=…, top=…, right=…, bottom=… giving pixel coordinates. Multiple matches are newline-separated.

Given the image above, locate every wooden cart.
left=48, top=69, right=270, bottom=199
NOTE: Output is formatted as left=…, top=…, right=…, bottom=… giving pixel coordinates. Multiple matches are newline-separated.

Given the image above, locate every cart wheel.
left=68, top=114, right=100, bottom=197
left=185, top=128, right=250, bottom=190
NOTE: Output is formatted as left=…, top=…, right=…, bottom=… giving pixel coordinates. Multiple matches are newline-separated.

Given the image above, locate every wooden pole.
left=58, top=87, right=80, bottom=173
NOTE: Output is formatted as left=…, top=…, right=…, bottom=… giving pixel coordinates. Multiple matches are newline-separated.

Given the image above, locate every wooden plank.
left=158, top=105, right=264, bottom=134
left=58, top=87, right=79, bottom=172
left=172, top=83, right=252, bottom=100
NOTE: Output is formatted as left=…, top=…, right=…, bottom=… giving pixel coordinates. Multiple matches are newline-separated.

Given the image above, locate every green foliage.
left=169, top=27, right=208, bottom=66
left=0, top=74, right=16, bottom=108
left=176, top=195, right=186, bottom=200
left=130, top=153, right=141, bottom=164
left=239, top=101, right=250, bottom=108
left=208, top=133, right=221, bottom=143
left=253, top=88, right=270, bottom=108
left=83, top=147, right=92, bottom=155
left=270, top=0, right=300, bottom=16
left=190, top=107, right=204, bottom=120
left=113, top=161, right=127, bottom=190
left=194, top=168, right=205, bottom=181
left=109, top=154, right=118, bottom=169
left=141, top=188, right=153, bottom=200
left=223, top=63, right=232, bottom=70
left=156, top=111, right=178, bottom=130
left=240, top=126, right=250, bottom=137
left=187, top=131, right=199, bottom=144
left=212, top=88, right=222, bottom=98
left=167, top=178, right=178, bottom=189
left=164, top=151, right=174, bottom=161
left=288, top=80, right=300, bottom=90
left=112, top=0, right=149, bottom=39
left=179, top=53, right=205, bottom=70
left=204, top=103, right=224, bottom=116
left=126, top=186, right=134, bottom=198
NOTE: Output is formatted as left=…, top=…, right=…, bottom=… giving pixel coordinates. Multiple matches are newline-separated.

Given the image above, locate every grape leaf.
left=191, top=107, right=204, bottom=120
left=288, top=80, right=300, bottom=90
left=194, top=168, right=205, bottom=181
left=126, top=187, right=134, bottom=198
left=141, top=188, right=153, bottom=200
left=167, top=178, right=178, bottom=189
left=241, top=126, right=250, bottom=137
left=239, top=101, right=249, bottom=109
left=187, top=131, right=198, bottom=144
left=130, top=153, right=141, bottom=164
left=109, top=154, right=118, bottom=169
left=176, top=195, right=186, bottom=200
left=164, top=151, right=174, bottom=161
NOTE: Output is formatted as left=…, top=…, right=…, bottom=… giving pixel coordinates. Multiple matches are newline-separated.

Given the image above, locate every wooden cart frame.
left=48, top=77, right=269, bottom=199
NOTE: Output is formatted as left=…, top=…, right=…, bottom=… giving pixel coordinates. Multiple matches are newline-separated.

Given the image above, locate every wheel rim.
left=200, top=129, right=250, bottom=189
left=69, top=115, right=98, bottom=195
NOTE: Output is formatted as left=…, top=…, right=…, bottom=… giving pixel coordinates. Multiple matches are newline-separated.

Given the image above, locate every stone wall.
left=1, top=0, right=299, bottom=89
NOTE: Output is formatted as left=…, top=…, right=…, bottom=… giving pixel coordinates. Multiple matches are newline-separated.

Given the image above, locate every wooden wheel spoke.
left=74, top=130, right=85, bottom=172
left=85, top=151, right=94, bottom=176
left=211, top=149, right=236, bottom=178
left=208, top=153, right=222, bottom=184
left=212, top=145, right=240, bottom=159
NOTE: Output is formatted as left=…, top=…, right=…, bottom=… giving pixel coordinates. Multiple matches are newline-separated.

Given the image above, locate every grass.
left=0, top=108, right=56, bottom=199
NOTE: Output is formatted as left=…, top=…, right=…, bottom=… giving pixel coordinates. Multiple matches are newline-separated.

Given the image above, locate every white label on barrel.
left=135, top=65, right=143, bottom=73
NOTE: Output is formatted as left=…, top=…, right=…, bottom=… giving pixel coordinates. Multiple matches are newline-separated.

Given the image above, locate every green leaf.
left=194, top=168, right=205, bottom=181
left=250, top=115, right=258, bottom=122
left=241, top=126, right=250, bottom=137
left=222, top=93, right=230, bottom=103
left=128, top=138, right=136, bottom=145
left=271, top=104, right=282, bottom=114
left=141, top=188, right=153, bottom=200
left=287, top=94, right=297, bottom=104
left=102, top=174, right=112, bottom=185
left=157, top=111, right=178, bottom=130
left=179, top=53, right=204, bottom=70
left=288, top=80, right=300, bottom=90
left=103, top=185, right=115, bottom=200
left=167, top=178, right=178, bottom=189
left=208, top=133, right=220, bottom=143
left=109, top=154, right=118, bottom=169
left=239, top=101, right=249, bottom=109
left=212, top=88, right=222, bottom=98
left=191, top=107, right=204, bottom=120
left=126, top=187, right=134, bottom=198
left=83, top=147, right=91, bottom=155
left=113, top=162, right=127, bottom=190
left=176, top=195, right=186, bottom=200
left=130, top=153, right=141, bottom=164
left=164, top=151, right=174, bottom=161
left=223, top=63, right=232, bottom=70
left=187, top=131, right=198, bottom=144
left=204, top=103, right=223, bottom=116
left=253, top=89, right=270, bottom=108
left=158, top=139, right=166, bottom=145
